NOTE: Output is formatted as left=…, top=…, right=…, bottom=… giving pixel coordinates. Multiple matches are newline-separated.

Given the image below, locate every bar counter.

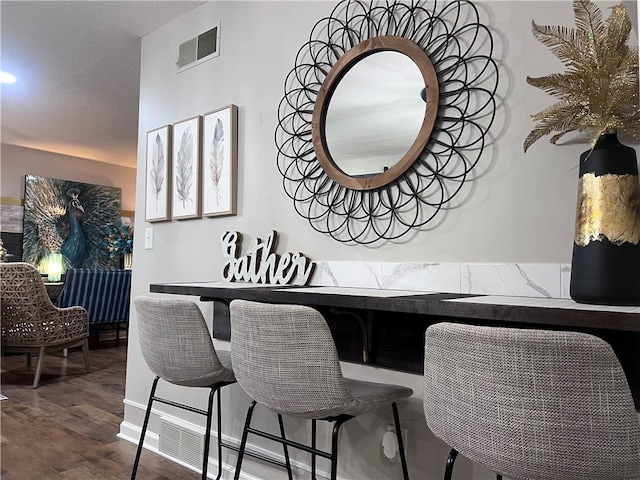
left=149, top=281, right=640, bottom=407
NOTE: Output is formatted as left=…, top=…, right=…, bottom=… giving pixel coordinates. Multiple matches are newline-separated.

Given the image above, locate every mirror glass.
left=324, top=51, right=426, bottom=177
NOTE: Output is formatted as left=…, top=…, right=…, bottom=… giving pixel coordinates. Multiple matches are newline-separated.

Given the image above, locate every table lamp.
left=46, top=253, right=63, bottom=282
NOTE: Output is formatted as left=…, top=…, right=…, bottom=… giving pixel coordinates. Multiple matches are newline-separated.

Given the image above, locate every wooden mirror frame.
left=312, top=36, right=439, bottom=191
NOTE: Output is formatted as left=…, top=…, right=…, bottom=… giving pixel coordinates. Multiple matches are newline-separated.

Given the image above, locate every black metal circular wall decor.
left=275, top=0, right=499, bottom=244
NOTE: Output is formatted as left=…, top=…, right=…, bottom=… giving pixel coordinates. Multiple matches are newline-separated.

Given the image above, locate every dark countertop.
left=149, top=282, right=640, bottom=332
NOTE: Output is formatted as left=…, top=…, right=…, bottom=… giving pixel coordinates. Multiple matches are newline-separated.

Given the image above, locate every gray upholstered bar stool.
left=132, top=296, right=236, bottom=480
left=423, top=322, right=640, bottom=480
left=230, top=299, right=413, bottom=480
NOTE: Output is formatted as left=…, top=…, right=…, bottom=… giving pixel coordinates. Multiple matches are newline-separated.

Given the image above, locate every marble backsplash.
left=311, top=261, right=573, bottom=299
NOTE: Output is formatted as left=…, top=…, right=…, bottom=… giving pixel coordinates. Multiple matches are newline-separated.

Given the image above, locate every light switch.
left=144, top=227, right=154, bottom=250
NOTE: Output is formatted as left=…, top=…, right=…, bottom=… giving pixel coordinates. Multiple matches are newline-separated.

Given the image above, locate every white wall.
left=122, top=2, right=638, bottom=479
left=0, top=143, right=136, bottom=211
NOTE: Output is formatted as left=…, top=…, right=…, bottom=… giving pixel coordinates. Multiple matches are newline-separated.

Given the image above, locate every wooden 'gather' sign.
left=221, top=230, right=314, bottom=285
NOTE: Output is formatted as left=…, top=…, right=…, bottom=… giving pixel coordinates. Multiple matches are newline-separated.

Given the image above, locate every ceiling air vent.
left=177, top=23, right=220, bottom=73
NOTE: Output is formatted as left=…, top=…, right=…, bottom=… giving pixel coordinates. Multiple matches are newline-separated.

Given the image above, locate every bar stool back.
left=423, top=322, right=640, bottom=480
left=230, top=299, right=413, bottom=480
left=132, top=296, right=236, bottom=480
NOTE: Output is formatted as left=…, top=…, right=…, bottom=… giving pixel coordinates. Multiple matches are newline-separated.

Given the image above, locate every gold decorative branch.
left=523, top=0, right=640, bottom=153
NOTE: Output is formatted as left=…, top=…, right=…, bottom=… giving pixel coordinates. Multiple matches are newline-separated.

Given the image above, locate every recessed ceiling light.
left=0, top=72, right=17, bottom=84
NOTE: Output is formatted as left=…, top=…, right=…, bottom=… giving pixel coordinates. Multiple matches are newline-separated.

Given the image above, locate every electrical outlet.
left=382, top=424, right=408, bottom=463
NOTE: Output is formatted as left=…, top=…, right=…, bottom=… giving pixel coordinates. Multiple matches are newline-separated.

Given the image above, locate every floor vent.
left=177, top=23, right=220, bottom=72
left=158, top=417, right=205, bottom=468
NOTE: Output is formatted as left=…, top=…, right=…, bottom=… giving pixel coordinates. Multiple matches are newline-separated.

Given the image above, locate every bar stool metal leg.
left=439, top=446, right=500, bottom=480
left=392, top=402, right=410, bottom=480
left=311, top=419, right=317, bottom=480
left=131, top=376, right=160, bottom=479
left=329, top=416, right=350, bottom=480
left=444, top=448, right=458, bottom=480
left=234, top=400, right=257, bottom=480
left=215, top=389, right=223, bottom=480
left=201, top=386, right=216, bottom=480
left=277, top=414, right=293, bottom=480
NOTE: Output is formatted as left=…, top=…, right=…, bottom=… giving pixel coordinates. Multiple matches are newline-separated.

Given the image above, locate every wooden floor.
left=0, top=340, right=201, bottom=480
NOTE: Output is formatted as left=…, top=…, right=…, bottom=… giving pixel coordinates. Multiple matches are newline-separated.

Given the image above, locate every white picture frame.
left=145, top=125, right=171, bottom=222
left=171, top=116, right=202, bottom=220
left=202, top=104, right=238, bottom=217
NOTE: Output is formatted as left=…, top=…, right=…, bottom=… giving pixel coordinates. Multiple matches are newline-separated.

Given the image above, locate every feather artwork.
left=175, top=126, right=194, bottom=208
left=23, top=176, right=65, bottom=254
left=209, top=118, right=225, bottom=206
left=523, top=0, right=640, bottom=152
left=149, top=133, right=165, bottom=211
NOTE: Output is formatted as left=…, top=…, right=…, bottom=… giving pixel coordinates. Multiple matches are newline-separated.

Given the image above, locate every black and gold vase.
left=570, top=132, right=640, bottom=305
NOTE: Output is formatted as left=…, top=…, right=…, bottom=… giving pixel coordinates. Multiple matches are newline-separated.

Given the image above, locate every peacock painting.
left=60, top=187, right=87, bottom=266
left=22, top=175, right=122, bottom=272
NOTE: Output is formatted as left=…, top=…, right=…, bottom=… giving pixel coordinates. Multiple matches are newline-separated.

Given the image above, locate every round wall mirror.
left=275, top=0, right=498, bottom=244
left=312, top=36, right=439, bottom=191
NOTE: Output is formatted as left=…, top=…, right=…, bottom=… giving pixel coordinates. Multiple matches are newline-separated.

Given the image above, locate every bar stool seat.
left=230, top=299, right=413, bottom=480
left=423, top=322, right=640, bottom=480
left=132, top=296, right=236, bottom=480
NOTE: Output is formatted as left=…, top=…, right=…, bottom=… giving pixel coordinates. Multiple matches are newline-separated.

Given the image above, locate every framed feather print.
left=202, top=104, right=238, bottom=217
left=145, top=125, right=171, bottom=222
left=171, top=116, right=202, bottom=220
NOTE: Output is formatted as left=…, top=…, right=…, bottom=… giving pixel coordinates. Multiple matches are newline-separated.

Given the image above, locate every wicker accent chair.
left=0, top=262, right=90, bottom=388
left=132, top=296, right=236, bottom=480
left=423, top=322, right=640, bottom=480
left=230, top=299, right=413, bottom=480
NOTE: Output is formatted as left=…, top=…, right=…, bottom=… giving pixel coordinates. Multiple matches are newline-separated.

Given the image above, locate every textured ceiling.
left=2, top=0, right=637, bottom=171
left=1, top=1, right=203, bottom=169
